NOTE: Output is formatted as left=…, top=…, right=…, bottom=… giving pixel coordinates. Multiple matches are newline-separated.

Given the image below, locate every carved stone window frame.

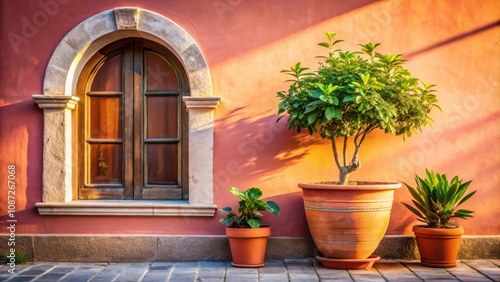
left=32, top=7, right=221, bottom=216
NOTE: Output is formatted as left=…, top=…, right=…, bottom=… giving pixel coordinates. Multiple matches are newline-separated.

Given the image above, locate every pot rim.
left=225, top=225, right=270, bottom=229
left=225, top=225, right=271, bottom=238
left=413, top=225, right=464, bottom=235
left=298, top=181, right=402, bottom=190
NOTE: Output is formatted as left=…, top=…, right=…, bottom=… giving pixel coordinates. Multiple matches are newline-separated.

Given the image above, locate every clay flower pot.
left=299, top=181, right=401, bottom=268
left=413, top=225, right=464, bottom=268
left=226, top=226, right=271, bottom=267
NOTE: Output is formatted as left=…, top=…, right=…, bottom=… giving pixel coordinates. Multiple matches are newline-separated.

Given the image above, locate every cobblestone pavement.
left=0, top=259, right=498, bottom=282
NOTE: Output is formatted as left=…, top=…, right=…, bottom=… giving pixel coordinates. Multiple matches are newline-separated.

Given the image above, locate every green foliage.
left=3, top=251, right=29, bottom=264
left=219, top=187, right=280, bottom=228
left=277, top=32, right=440, bottom=184
left=402, top=170, right=476, bottom=228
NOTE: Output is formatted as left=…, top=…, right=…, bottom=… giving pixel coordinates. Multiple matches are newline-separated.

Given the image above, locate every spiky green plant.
left=3, top=251, right=28, bottom=264
left=402, top=170, right=476, bottom=228
left=219, top=187, right=280, bottom=228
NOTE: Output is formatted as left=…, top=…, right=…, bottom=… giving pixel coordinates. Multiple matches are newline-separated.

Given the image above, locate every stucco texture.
left=0, top=0, right=499, bottom=236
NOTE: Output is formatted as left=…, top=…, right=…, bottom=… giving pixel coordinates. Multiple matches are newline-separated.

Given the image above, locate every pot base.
left=316, top=255, right=380, bottom=270
left=420, top=260, right=457, bottom=268
left=231, top=262, right=265, bottom=268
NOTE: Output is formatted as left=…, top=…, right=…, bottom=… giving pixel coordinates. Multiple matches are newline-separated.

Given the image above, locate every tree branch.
left=343, top=136, right=348, bottom=166
left=331, top=137, right=342, bottom=171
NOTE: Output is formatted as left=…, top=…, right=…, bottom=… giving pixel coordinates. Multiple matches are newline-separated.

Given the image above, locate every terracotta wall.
left=0, top=0, right=498, bottom=236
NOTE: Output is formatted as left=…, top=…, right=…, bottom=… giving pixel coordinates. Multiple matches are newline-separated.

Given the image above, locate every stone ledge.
left=0, top=235, right=498, bottom=262
left=35, top=200, right=217, bottom=217
left=32, top=95, right=79, bottom=110
left=183, top=96, right=222, bottom=109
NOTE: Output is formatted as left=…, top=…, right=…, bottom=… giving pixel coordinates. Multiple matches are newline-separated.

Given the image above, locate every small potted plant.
left=402, top=170, right=476, bottom=268
left=276, top=32, right=440, bottom=268
left=219, top=187, right=280, bottom=267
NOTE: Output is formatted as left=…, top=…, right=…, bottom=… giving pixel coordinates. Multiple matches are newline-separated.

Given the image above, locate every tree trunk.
left=338, top=169, right=350, bottom=185
left=332, top=137, right=361, bottom=185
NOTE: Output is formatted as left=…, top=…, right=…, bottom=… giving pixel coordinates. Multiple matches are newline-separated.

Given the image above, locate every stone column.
left=182, top=96, right=222, bottom=205
left=33, top=95, right=79, bottom=203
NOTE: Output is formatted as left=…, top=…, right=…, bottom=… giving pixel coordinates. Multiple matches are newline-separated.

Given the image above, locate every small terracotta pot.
left=226, top=226, right=271, bottom=268
left=413, top=225, right=464, bottom=268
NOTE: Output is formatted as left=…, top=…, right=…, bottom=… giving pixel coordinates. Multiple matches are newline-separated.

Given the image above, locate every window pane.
left=147, top=96, right=178, bottom=138
left=89, top=97, right=122, bottom=139
left=146, top=52, right=178, bottom=91
left=89, top=144, right=123, bottom=184
left=91, top=53, right=122, bottom=91
left=147, top=143, right=178, bottom=185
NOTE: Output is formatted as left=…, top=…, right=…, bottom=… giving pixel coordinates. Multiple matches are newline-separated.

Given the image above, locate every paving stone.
left=198, top=269, right=225, bottom=279
left=163, top=262, right=199, bottom=281
left=258, top=260, right=288, bottom=281
left=142, top=262, right=174, bottom=282
left=59, top=267, right=103, bottom=282
left=404, top=262, right=459, bottom=280
left=5, top=276, right=38, bottom=282
left=142, top=270, right=170, bottom=282
left=258, top=260, right=287, bottom=274
left=13, top=265, right=30, bottom=273
left=445, top=261, right=491, bottom=282
left=225, top=267, right=258, bottom=282
left=463, top=260, right=500, bottom=281
left=36, top=271, right=68, bottom=281
left=78, top=263, right=108, bottom=269
left=113, top=263, right=149, bottom=282
left=149, top=262, right=174, bottom=271
left=198, top=278, right=225, bottom=282
left=375, top=261, right=421, bottom=281
left=198, top=261, right=227, bottom=279
left=0, top=274, right=13, bottom=282
left=16, top=264, right=54, bottom=276
left=285, top=258, right=319, bottom=281
left=168, top=273, right=197, bottom=282
left=259, top=274, right=290, bottom=282
left=1, top=264, right=30, bottom=276
left=314, top=261, right=353, bottom=281
left=489, top=259, right=500, bottom=267
left=348, top=268, right=385, bottom=282
left=424, top=278, right=458, bottom=282
left=89, top=267, right=122, bottom=282
left=172, top=262, right=199, bottom=273
left=49, top=266, right=79, bottom=273
left=225, top=276, right=258, bottom=282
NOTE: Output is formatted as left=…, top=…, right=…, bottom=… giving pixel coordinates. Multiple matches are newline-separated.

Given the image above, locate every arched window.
left=77, top=38, right=188, bottom=200
left=32, top=8, right=221, bottom=216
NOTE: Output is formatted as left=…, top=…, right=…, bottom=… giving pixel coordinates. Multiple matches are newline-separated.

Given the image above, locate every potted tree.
left=219, top=187, right=280, bottom=267
left=402, top=170, right=476, bottom=268
left=277, top=32, right=440, bottom=269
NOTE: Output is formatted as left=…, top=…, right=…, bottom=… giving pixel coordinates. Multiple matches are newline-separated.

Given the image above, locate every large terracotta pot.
left=299, top=181, right=401, bottom=259
left=226, top=226, right=271, bottom=267
left=413, top=225, right=464, bottom=268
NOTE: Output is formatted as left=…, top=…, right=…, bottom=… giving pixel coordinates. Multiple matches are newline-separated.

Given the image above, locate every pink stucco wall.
left=0, top=0, right=498, bottom=236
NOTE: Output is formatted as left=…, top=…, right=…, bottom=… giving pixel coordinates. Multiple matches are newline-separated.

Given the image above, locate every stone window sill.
left=35, top=200, right=217, bottom=217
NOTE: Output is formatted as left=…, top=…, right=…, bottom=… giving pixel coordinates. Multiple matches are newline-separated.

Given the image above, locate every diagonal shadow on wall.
left=213, top=107, right=323, bottom=191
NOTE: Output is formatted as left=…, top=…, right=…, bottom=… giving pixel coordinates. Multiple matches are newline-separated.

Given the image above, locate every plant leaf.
left=325, top=107, right=336, bottom=120
left=308, top=112, right=318, bottom=124
left=220, top=207, right=231, bottom=212
left=247, top=218, right=261, bottom=228
left=266, top=201, right=280, bottom=215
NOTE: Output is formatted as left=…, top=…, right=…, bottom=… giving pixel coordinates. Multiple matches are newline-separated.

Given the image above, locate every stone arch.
left=43, top=7, right=213, bottom=98
left=33, top=8, right=221, bottom=216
